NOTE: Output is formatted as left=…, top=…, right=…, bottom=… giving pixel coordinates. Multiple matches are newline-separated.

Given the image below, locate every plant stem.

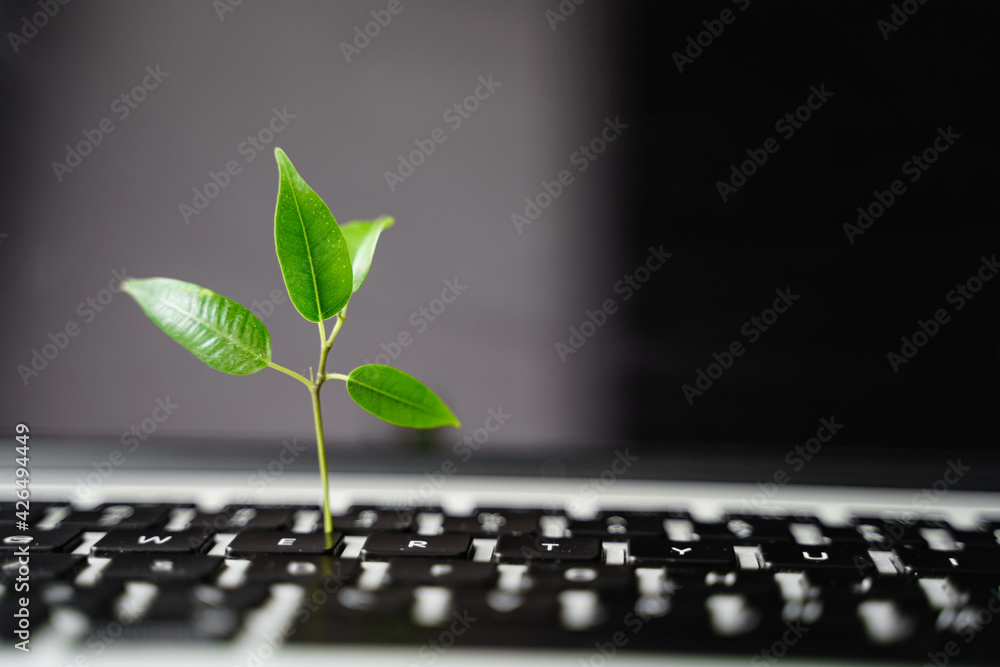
left=325, top=373, right=350, bottom=382
left=311, top=310, right=346, bottom=550
left=309, top=383, right=334, bottom=549
left=327, top=310, right=346, bottom=346
left=266, top=361, right=311, bottom=388
left=269, top=311, right=348, bottom=552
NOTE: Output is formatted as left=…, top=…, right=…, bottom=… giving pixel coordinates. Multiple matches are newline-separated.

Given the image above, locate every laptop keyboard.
left=2, top=502, right=999, bottom=660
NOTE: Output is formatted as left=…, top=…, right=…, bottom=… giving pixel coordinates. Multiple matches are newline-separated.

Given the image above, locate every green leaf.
left=345, top=365, right=460, bottom=429
left=122, top=278, right=271, bottom=375
left=340, top=216, right=395, bottom=293
left=273, top=148, right=353, bottom=323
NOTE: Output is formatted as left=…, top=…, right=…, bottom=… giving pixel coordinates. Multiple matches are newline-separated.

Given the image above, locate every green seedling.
left=122, top=148, right=460, bottom=548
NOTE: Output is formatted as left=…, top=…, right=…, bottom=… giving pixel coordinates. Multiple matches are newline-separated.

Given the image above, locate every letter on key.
left=361, top=533, right=471, bottom=559
left=92, top=530, right=211, bottom=555
left=226, top=531, right=343, bottom=556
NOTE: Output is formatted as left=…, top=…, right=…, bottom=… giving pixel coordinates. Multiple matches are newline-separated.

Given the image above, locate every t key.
left=361, top=533, right=471, bottom=559
left=495, top=535, right=602, bottom=562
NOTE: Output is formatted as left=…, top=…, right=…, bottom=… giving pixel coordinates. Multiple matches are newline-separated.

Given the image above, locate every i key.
left=361, top=533, right=471, bottom=560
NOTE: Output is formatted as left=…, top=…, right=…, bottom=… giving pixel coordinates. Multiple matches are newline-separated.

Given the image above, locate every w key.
left=92, top=530, right=212, bottom=555
left=361, top=533, right=470, bottom=559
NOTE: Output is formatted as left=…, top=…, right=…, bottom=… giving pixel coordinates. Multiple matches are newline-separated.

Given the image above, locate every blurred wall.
left=0, top=1, right=629, bottom=450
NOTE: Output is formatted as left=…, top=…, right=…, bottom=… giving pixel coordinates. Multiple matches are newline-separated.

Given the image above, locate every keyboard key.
left=671, top=568, right=783, bottom=601
left=288, top=584, right=432, bottom=644
left=61, top=504, right=171, bottom=530
left=101, top=554, right=223, bottom=582
left=244, top=556, right=359, bottom=585
left=361, top=533, right=471, bottom=559
left=495, top=535, right=602, bottom=563
left=954, top=526, right=1000, bottom=550
left=1, top=528, right=81, bottom=552
left=226, top=531, right=342, bottom=556
left=387, top=559, right=496, bottom=587
left=0, top=502, right=66, bottom=525
left=442, top=510, right=539, bottom=536
left=115, top=589, right=242, bottom=641
left=629, top=538, right=735, bottom=567
left=1, top=554, right=85, bottom=583
left=570, top=512, right=665, bottom=539
left=699, top=515, right=819, bottom=542
left=91, top=529, right=213, bottom=555
left=332, top=507, right=413, bottom=533
left=848, top=515, right=948, bottom=549
left=189, top=506, right=295, bottom=532
left=452, top=589, right=559, bottom=624
left=191, top=584, right=271, bottom=611
left=944, top=575, right=1000, bottom=607
left=526, top=563, right=634, bottom=592
left=293, top=586, right=415, bottom=628
left=54, top=580, right=126, bottom=618
left=897, top=547, right=1000, bottom=575
left=760, top=542, right=875, bottom=571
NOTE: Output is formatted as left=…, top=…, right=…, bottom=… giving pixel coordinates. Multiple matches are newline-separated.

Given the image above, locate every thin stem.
left=325, top=373, right=350, bottom=382
left=310, top=309, right=347, bottom=550
left=266, top=361, right=311, bottom=388
left=316, top=312, right=345, bottom=389
left=309, top=385, right=334, bottom=549
left=327, top=311, right=346, bottom=346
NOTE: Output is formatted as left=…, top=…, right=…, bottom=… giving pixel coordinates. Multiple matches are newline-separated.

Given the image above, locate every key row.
left=4, top=529, right=1000, bottom=578
left=5, top=505, right=1000, bottom=551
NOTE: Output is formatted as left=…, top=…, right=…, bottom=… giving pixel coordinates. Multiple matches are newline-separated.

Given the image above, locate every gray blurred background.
left=1, top=1, right=628, bottom=451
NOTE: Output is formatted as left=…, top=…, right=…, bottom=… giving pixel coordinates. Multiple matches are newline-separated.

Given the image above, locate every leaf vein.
left=157, top=298, right=266, bottom=364
left=349, top=378, right=445, bottom=417
left=286, top=172, right=323, bottom=320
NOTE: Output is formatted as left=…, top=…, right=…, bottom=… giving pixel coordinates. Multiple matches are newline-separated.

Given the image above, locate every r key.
left=361, top=533, right=470, bottom=559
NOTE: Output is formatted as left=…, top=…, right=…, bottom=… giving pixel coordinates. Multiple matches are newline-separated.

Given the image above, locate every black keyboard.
left=2, top=502, right=999, bottom=662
